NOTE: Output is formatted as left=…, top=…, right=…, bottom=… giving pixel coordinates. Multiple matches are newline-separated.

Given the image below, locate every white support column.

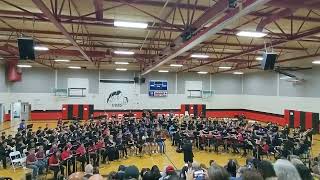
left=98, top=69, right=101, bottom=93
left=55, top=69, right=58, bottom=89
left=241, top=75, right=244, bottom=94
left=277, top=72, right=280, bottom=96
left=209, top=74, right=212, bottom=92
left=175, top=72, right=178, bottom=94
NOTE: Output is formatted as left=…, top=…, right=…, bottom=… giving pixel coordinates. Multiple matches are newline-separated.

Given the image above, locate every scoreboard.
left=149, top=80, right=168, bottom=97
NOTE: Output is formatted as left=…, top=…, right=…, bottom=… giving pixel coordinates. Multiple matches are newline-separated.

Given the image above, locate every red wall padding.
left=206, top=110, right=242, bottom=118
left=62, top=104, right=94, bottom=120
left=284, top=109, right=319, bottom=133
left=284, top=110, right=289, bottom=125
left=306, top=112, right=313, bottom=129
left=83, top=105, right=89, bottom=120
left=72, top=104, right=79, bottom=118
left=62, top=104, right=68, bottom=120
left=181, top=104, right=206, bottom=117
left=243, top=111, right=286, bottom=126
left=4, top=114, right=10, bottom=121
left=294, top=110, right=301, bottom=128
left=31, top=112, right=62, bottom=120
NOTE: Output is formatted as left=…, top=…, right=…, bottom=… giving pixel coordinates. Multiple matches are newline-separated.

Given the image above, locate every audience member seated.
left=26, top=148, right=46, bottom=178
left=83, top=164, right=94, bottom=180
left=48, top=150, right=65, bottom=179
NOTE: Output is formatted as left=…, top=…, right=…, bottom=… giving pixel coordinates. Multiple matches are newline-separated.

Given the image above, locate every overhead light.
left=233, top=71, right=244, bottom=75
left=115, top=62, right=129, bottom=65
left=312, top=60, right=320, bottom=64
left=191, top=54, right=209, bottom=58
left=170, top=64, right=183, bottom=67
left=114, top=50, right=135, bottom=55
left=197, top=71, right=208, bottom=74
left=68, top=66, right=81, bottom=69
left=54, top=59, right=70, bottom=62
left=280, top=76, right=292, bottom=80
left=17, top=64, right=32, bottom=68
left=236, top=31, right=267, bottom=38
left=114, top=21, right=148, bottom=29
left=256, top=57, right=263, bottom=61
left=116, top=68, right=127, bottom=71
left=219, top=66, right=232, bottom=69
left=158, top=70, right=169, bottom=73
left=34, top=46, right=49, bottom=51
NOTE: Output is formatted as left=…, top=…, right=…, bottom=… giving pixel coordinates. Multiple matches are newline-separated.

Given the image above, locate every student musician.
left=61, top=146, right=75, bottom=175
left=48, top=151, right=65, bottom=179
left=75, top=142, right=87, bottom=171
left=87, top=141, right=99, bottom=167
left=0, top=141, right=12, bottom=169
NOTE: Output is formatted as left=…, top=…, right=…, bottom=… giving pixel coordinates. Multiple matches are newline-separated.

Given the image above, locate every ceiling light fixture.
left=68, top=66, right=81, bottom=69
left=17, top=64, right=32, bottom=68
left=191, top=54, right=209, bottom=58
left=115, top=62, right=129, bottom=65
left=114, top=21, right=148, bottom=29
left=256, top=57, right=263, bottom=61
left=158, top=70, right=169, bottom=73
left=197, top=71, right=208, bottom=74
left=114, top=50, right=135, bottom=55
left=116, top=68, right=127, bottom=71
left=233, top=71, right=244, bottom=75
left=236, top=31, right=267, bottom=38
left=219, top=66, right=232, bottom=69
left=312, top=60, right=320, bottom=64
left=170, top=64, right=183, bottom=67
left=34, top=46, right=49, bottom=51
left=54, top=59, right=70, bottom=62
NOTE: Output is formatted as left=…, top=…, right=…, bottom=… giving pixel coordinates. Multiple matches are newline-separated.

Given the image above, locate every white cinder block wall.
left=1, top=65, right=320, bottom=115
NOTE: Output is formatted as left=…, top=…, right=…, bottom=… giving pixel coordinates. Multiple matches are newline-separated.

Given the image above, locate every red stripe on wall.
left=284, top=109, right=289, bottom=125
left=306, top=112, right=313, bottom=129
left=73, top=104, right=79, bottom=118
left=31, top=112, right=62, bottom=120
left=4, top=114, right=10, bottom=121
left=189, top=104, right=194, bottom=115
left=198, top=105, right=203, bottom=117
left=294, top=111, right=300, bottom=128
left=206, top=110, right=243, bottom=118
left=83, top=104, right=89, bottom=120
left=62, top=104, right=68, bottom=120
left=181, top=105, right=185, bottom=115
left=243, top=111, right=286, bottom=126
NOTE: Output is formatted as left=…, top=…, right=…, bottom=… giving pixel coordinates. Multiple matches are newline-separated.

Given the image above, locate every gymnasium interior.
left=0, top=0, right=320, bottom=179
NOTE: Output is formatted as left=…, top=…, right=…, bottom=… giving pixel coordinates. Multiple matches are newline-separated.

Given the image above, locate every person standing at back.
left=182, top=139, right=194, bottom=163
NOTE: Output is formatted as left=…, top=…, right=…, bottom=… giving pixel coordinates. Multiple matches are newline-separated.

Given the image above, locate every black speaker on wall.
left=18, top=38, right=35, bottom=60
left=261, top=53, right=277, bottom=70
left=134, top=77, right=146, bottom=84
left=140, top=77, right=146, bottom=84
left=134, top=77, right=139, bottom=83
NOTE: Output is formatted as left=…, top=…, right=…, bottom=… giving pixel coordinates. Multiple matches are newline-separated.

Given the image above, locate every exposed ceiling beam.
left=32, top=0, right=93, bottom=63
left=93, top=0, right=104, bottom=20
left=141, top=0, right=272, bottom=75
left=267, top=0, right=320, bottom=9
left=181, top=26, right=320, bottom=72
left=105, top=0, right=320, bottom=11
left=256, top=8, right=296, bottom=32
left=218, top=53, right=320, bottom=74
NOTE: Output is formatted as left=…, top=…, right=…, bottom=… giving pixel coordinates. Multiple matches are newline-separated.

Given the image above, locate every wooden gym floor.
left=1, top=120, right=320, bottom=180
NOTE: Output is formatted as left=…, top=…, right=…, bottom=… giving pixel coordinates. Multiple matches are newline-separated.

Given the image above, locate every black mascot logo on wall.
left=106, top=90, right=128, bottom=107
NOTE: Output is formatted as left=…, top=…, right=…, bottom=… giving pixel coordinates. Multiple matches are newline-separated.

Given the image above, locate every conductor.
left=182, top=139, right=194, bottom=163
